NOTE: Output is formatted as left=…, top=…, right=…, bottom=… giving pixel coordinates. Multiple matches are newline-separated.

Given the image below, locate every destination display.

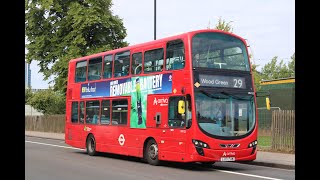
left=198, top=74, right=246, bottom=89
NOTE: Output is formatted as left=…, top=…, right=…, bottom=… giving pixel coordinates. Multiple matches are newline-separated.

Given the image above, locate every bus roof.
left=69, top=29, right=244, bottom=63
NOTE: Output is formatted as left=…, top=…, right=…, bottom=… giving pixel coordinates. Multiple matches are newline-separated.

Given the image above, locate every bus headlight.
left=192, top=139, right=210, bottom=149
left=248, top=140, right=258, bottom=148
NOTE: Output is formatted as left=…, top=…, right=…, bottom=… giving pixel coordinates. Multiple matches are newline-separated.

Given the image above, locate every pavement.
left=25, top=131, right=295, bottom=170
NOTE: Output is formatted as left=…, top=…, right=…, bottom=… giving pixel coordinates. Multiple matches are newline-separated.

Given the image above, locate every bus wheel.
left=145, top=139, right=160, bottom=166
left=86, top=134, right=97, bottom=156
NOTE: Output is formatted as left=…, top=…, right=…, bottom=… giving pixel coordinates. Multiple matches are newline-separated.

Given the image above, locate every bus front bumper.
left=186, top=147, right=257, bottom=163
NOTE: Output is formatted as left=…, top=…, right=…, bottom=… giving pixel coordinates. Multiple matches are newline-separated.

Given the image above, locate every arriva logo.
left=222, top=152, right=236, bottom=156
left=153, top=97, right=168, bottom=106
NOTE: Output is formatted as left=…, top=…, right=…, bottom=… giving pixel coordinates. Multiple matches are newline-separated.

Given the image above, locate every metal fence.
left=271, top=110, right=295, bottom=153
left=258, top=108, right=273, bottom=136
left=257, top=109, right=295, bottom=153
left=258, top=107, right=283, bottom=135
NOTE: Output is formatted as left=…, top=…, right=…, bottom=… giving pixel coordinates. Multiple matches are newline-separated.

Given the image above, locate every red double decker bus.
left=65, top=29, right=258, bottom=166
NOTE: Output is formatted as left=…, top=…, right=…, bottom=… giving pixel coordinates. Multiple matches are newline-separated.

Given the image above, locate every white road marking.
left=236, top=162, right=295, bottom=172
left=25, top=140, right=84, bottom=151
left=217, top=169, right=283, bottom=180
left=26, top=140, right=286, bottom=180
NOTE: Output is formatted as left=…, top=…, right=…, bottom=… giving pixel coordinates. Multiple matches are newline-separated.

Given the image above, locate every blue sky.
left=29, top=0, right=295, bottom=89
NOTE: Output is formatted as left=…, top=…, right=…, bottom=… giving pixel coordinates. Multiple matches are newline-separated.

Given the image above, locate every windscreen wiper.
left=220, top=91, right=249, bottom=101
left=199, top=90, right=250, bottom=100
left=199, top=90, right=227, bottom=99
left=199, top=90, right=213, bottom=98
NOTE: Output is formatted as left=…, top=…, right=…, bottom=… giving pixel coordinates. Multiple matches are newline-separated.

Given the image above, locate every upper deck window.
left=103, top=55, right=113, bottom=79
left=166, top=40, right=185, bottom=70
left=131, top=53, right=142, bottom=75
left=114, top=51, right=130, bottom=77
left=75, top=60, right=87, bottom=83
left=88, top=57, right=102, bottom=81
left=192, top=32, right=250, bottom=71
left=144, top=48, right=164, bottom=73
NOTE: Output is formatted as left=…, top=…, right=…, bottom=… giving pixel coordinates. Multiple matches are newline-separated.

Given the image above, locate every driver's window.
left=168, top=96, right=185, bottom=128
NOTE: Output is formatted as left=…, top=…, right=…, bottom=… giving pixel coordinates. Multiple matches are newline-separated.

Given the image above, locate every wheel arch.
left=143, top=137, right=156, bottom=159
left=86, top=133, right=95, bottom=143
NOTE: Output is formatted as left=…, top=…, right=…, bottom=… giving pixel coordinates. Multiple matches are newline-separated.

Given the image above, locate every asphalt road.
left=25, top=136, right=294, bottom=180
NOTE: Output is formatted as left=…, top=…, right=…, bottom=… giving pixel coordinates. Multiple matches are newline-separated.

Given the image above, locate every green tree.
left=251, top=62, right=262, bottom=90
left=260, top=56, right=279, bottom=80
left=288, top=53, right=295, bottom=77
left=260, top=55, right=294, bottom=80
left=25, top=88, right=34, bottom=104
left=25, top=0, right=128, bottom=93
left=214, top=17, right=233, bottom=33
left=28, top=89, right=66, bottom=115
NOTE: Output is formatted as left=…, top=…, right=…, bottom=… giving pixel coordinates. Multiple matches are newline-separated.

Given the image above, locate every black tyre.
left=86, top=134, right=97, bottom=156
left=145, top=139, right=160, bottom=166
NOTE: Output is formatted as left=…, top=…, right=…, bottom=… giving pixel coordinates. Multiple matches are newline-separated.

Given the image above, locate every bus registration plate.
left=221, top=157, right=235, bottom=161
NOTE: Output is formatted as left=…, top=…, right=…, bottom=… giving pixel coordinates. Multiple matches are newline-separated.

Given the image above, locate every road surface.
left=25, top=136, right=294, bottom=180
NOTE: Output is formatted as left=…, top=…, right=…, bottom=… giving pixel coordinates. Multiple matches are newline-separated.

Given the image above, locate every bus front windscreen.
left=195, top=91, right=255, bottom=138
left=192, top=32, right=250, bottom=71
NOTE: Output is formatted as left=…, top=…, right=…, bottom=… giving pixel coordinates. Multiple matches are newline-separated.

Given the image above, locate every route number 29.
left=233, top=79, right=243, bottom=88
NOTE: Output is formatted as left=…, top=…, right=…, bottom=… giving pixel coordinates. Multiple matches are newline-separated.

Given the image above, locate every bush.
left=28, top=89, right=65, bottom=115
